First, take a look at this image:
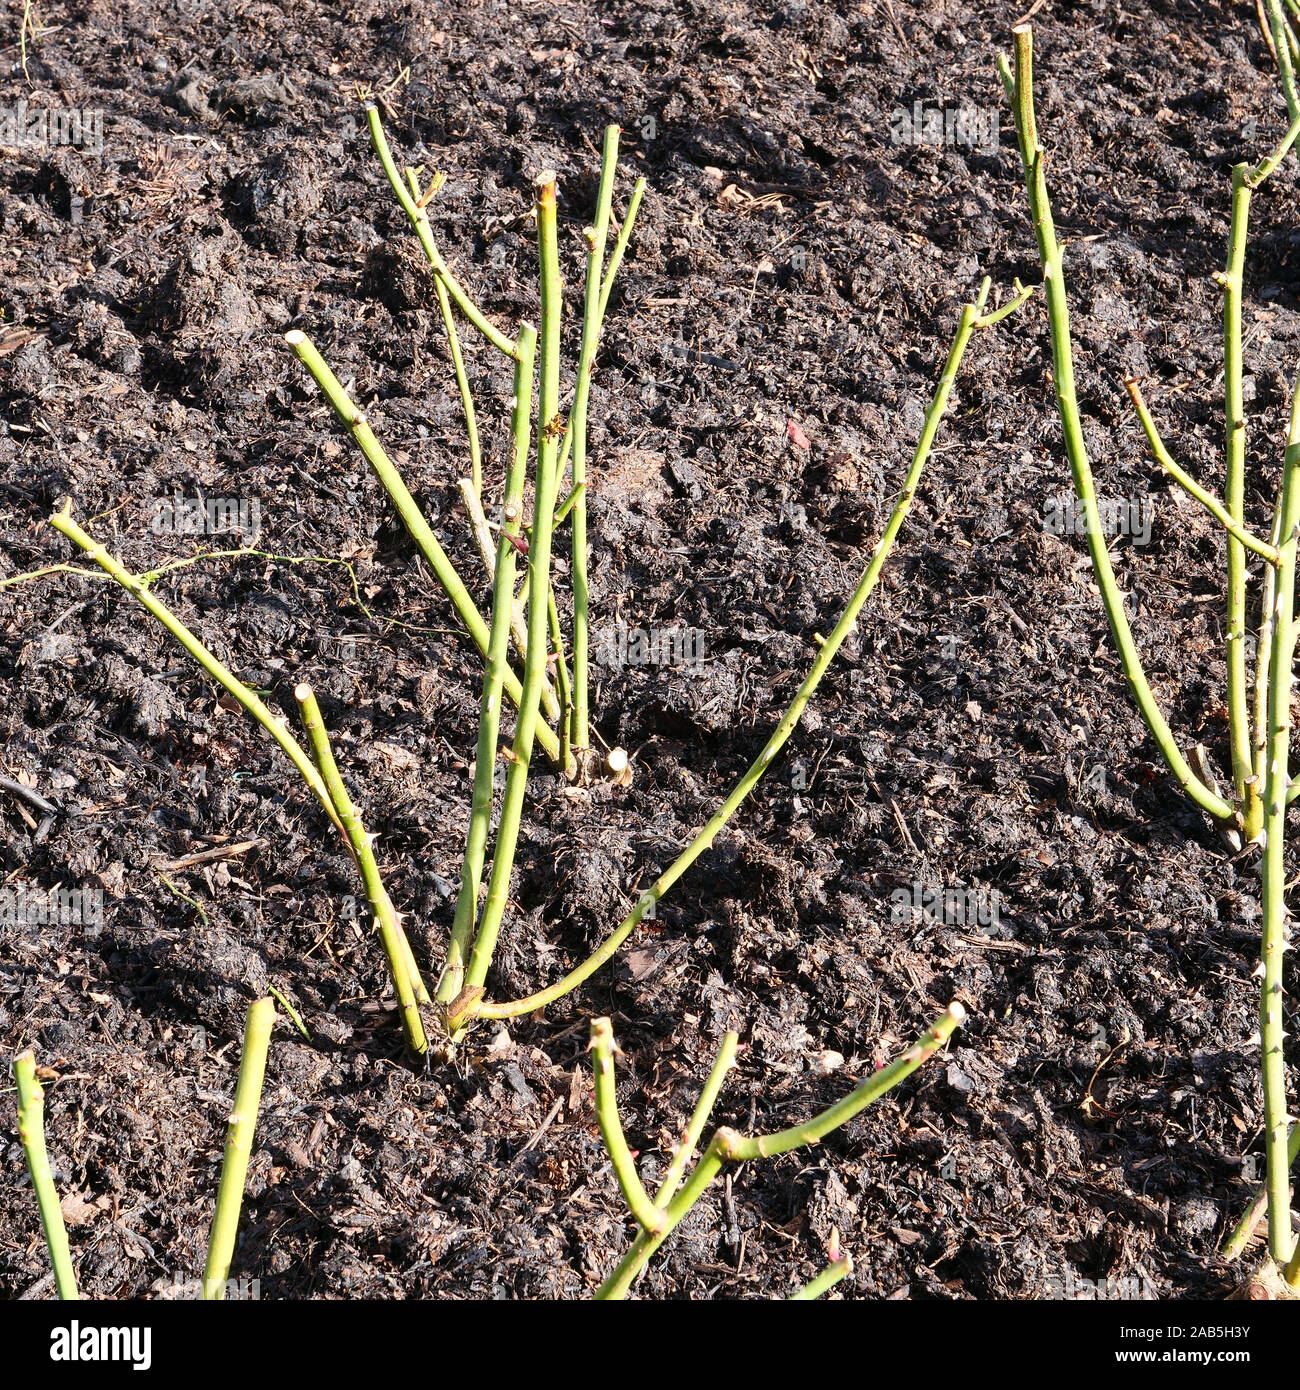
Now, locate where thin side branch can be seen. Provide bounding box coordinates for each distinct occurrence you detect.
[1124,379,1280,564]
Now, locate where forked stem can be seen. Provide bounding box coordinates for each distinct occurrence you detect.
[451,278,1032,1028]
[365,105,517,359]
[590,1018,668,1235]
[595,1003,965,1300]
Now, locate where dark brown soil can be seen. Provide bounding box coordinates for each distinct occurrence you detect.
[1,0,1297,1300]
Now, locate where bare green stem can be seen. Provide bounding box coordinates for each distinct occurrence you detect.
[462,173,565,997]
[1215,101,1300,827]
[1222,164,1259,834]
[13,1051,78,1299]
[457,476,560,723]
[547,582,573,774]
[295,685,429,1053]
[1267,0,1300,121]
[438,324,538,1006]
[554,482,585,527]
[1262,373,1300,1264]
[590,1018,668,1234]
[569,125,621,754]
[998,25,1233,824]
[284,329,564,767]
[653,1031,739,1205]
[365,105,517,359]
[598,178,646,321]
[203,996,275,1300]
[435,274,484,495]
[48,503,345,839]
[789,1254,853,1300]
[1124,379,1279,564]
[1257,497,1286,799]
[1223,1123,1300,1261]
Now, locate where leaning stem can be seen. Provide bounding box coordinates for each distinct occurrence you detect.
[789,1254,853,1300]
[731,1003,966,1159]
[595,1003,964,1300]
[13,1051,78,1300]
[203,996,275,1300]
[598,178,647,321]
[284,329,564,767]
[433,273,483,497]
[1223,1122,1300,1261]
[295,686,428,1053]
[48,503,346,839]
[1263,376,1300,1266]
[653,1030,740,1205]
[462,173,564,996]
[365,104,517,359]
[463,280,1027,1026]
[1124,379,1279,565]
[438,324,538,1005]
[999,25,1233,824]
